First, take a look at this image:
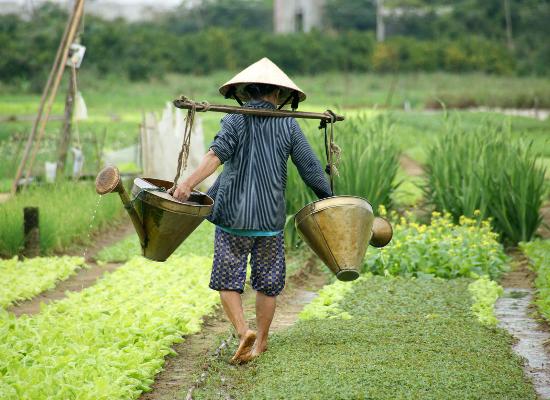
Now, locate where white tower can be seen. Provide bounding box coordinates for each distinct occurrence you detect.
[274,0,325,33]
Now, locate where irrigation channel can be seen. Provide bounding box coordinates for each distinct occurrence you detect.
[496,252,550,400]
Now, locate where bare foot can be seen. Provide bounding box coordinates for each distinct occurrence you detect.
[236,344,268,364]
[230,330,256,364]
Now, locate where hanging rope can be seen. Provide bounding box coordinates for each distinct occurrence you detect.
[321,110,341,194]
[171,96,211,189]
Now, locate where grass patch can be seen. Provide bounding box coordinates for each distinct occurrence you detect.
[0,182,123,257]
[393,167,425,207]
[194,277,535,400]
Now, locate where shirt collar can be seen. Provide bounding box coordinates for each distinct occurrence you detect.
[245,99,276,110]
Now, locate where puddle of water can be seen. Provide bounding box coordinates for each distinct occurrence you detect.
[495,288,550,399]
[82,196,103,259]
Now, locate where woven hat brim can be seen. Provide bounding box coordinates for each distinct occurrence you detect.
[219,57,306,103]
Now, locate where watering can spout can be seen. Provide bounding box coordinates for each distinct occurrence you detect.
[95,166,147,248]
[95,166,214,261]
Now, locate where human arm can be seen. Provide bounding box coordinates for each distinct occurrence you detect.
[172,115,239,201]
[290,120,332,199]
[172,149,221,201]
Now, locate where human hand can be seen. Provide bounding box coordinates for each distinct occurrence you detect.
[171,183,192,202]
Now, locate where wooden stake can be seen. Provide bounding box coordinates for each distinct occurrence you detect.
[23,207,40,258]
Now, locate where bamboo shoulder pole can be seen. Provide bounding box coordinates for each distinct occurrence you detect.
[173,97,344,122]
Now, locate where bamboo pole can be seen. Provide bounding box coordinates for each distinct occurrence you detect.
[22,0,85,186]
[11,1,75,194]
[173,98,344,122]
[56,68,77,178]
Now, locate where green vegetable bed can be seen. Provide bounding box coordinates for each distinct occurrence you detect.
[0,255,218,399]
[194,277,535,400]
[0,256,85,308]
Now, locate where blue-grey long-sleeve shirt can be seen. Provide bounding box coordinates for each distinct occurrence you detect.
[206,99,332,231]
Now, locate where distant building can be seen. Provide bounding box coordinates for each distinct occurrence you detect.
[274,0,324,33]
[0,0,182,21]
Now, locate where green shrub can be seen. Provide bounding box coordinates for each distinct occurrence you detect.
[363,210,508,280]
[424,118,547,244]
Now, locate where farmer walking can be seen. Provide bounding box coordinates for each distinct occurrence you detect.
[172,58,332,363]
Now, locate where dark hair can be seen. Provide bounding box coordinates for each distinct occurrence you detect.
[244,83,278,100]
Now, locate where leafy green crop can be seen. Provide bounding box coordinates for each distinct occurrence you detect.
[299,278,364,321]
[95,222,215,263]
[0,255,218,399]
[468,276,504,326]
[364,210,508,279]
[520,239,550,322]
[0,256,85,308]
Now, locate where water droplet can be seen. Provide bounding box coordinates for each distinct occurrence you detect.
[83,195,103,259]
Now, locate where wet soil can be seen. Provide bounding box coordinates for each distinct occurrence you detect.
[500,250,535,289]
[496,251,550,399]
[139,257,327,400]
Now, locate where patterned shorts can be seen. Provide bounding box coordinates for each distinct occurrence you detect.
[209,227,286,297]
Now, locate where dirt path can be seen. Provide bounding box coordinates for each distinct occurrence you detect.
[9,222,134,317]
[139,257,327,400]
[399,154,424,177]
[496,250,550,399]
[63,221,135,262]
[0,193,11,204]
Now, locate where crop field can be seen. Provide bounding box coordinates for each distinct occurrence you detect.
[1,71,549,399]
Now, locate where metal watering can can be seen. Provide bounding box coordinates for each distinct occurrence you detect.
[95,166,213,261]
[295,196,392,281]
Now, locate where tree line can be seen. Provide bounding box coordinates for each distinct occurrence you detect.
[0,0,548,87]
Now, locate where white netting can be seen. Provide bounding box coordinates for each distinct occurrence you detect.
[103,145,141,173]
[141,103,216,190]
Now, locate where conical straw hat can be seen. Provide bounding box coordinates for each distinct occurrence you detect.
[219,57,306,104]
